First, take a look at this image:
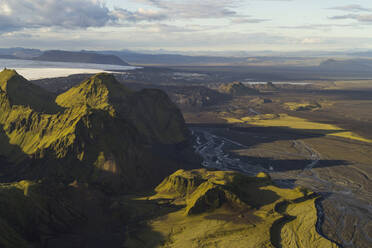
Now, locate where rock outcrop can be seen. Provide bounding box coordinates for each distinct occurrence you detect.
[218,81,259,96]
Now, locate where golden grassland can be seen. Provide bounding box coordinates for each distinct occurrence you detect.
[222,114,372,143]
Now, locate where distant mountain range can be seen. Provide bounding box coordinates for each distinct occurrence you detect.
[33,50,130,66]
[0,48,130,66]
[319,58,372,72]
[2,47,372,69]
[0,47,42,59]
[98,50,250,65]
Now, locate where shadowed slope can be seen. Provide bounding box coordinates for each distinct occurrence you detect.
[0,70,195,192]
[0,69,60,113]
[56,73,188,144]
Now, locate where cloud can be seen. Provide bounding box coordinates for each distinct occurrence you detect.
[329,4,371,12]
[0,0,115,33]
[0,0,248,34]
[132,0,241,19]
[231,17,270,24]
[329,14,372,23]
[279,23,356,30]
[301,38,322,44]
[111,8,168,22]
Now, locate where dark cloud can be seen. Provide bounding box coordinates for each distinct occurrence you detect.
[0,0,115,32]
[0,0,248,34]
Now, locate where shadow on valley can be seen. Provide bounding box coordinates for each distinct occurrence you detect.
[189,123,351,173]
[189,123,355,147]
[40,192,183,248]
[300,88,372,101]
[120,194,185,248]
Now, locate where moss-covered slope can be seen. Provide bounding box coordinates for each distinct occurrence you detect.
[56,73,188,144]
[124,169,339,248]
[0,180,83,248]
[0,69,193,191]
[0,69,60,113]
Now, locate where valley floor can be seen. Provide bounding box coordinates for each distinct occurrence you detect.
[182,81,372,248]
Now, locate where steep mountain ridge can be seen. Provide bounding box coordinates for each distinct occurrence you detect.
[0,69,194,192]
[0,69,60,113]
[56,73,188,144]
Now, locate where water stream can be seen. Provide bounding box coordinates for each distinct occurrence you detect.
[190,127,372,247]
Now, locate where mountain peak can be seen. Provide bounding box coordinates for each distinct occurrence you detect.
[0,71,194,192]
[0,69,20,92]
[0,69,60,113]
[56,73,130,114]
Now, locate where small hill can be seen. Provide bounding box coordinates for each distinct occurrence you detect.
[34,50,130,66]
[162,85,230,109]
[218,82,259,96]
[0,69,195,192]
[123,169,339,248]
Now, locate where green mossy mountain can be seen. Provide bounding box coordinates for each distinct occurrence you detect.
[0,69,337,248]
[154,169,273,215]
[56,73,188,144]
[137,169,339,248]
[0,69,193,192]
[0,69,60,113]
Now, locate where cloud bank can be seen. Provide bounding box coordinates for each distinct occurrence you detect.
[0,0,116,32]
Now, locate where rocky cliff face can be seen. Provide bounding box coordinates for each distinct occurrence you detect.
[0,69,195,192]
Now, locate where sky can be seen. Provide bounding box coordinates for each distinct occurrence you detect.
[0,0,372,52]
